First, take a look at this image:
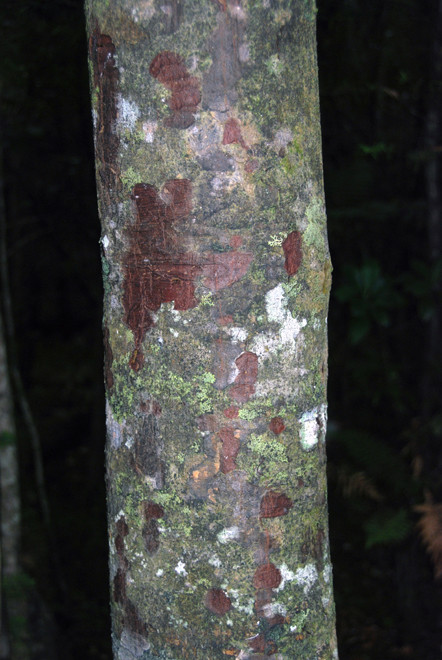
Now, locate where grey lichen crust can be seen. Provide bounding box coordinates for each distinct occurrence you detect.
[86,0,337,658]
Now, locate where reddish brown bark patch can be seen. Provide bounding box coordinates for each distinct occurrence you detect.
[116,516,129,538]
[205,588,231,615]
[219,426,240,473]
[124,599,148,636]
[142,503,164,554]
[123,180,252,367]
[260,491,293,519]
[282,231,302,276]
[268,416,285,435]
[203,251,253,291]
[244,158,259,173]
[229,234,243,248]
[266,614,286,628]
[248,634,266,653]
[113,567,126,603]
[230,351,258,403]
[217,315,233,326]
[149,51,200,128]
[143,501,164,520]
[248,634,277,655]
[143,519,161,554]
[123,179,199,363]
[222,118,248,149]
[223,405,240,419]
[253,563,282,590]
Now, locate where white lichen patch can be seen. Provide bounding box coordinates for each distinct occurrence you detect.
[229,3,247,20]
[174,560,187,576]
[271,127,293,152]
[169,328,179,337]
[275,563,296,591]
[228,589,255,615]
[217,526,240,544]
[299,404,327,450]
[208,554,221,568]
[323,562,332,584]
[156,568,164,577]
[262,601,287,618]
[294,563,318,595]
[142,120,157,143]
[226,326,248,343]
[250,331,280,359]
[257,284,307,353]
[117,95,140,133]
[129,0,155,22]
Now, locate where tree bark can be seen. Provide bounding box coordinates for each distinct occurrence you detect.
[85,1,337,657]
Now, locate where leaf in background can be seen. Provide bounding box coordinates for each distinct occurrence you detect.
[335,260,404,343]
[364,508,411,549]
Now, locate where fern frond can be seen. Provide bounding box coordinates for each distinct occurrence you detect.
[415,499,442,579]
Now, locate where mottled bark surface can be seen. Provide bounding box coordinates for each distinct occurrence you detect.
[86,1,337,657]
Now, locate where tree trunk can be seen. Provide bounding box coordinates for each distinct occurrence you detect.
[85,1,337,657]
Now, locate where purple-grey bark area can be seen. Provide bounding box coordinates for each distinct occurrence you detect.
[86,0,337,658]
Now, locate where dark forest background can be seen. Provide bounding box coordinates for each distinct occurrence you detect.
[1,0,442,658]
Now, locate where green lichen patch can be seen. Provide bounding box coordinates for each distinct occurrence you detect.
[237,432,291,487]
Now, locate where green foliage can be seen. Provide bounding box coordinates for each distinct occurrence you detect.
[401,258,442,322]
[334,260,403,343]
[359,142,394,159]
[364,508,411,549]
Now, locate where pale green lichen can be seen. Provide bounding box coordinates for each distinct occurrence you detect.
[109,353,219,422]
[266,54,284,77]
[282,278,302,298]
[268,231,287,247]
[197,292,215,307]
[238,432,290,485]
[120,165,140,190]
[304,197,327,253]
